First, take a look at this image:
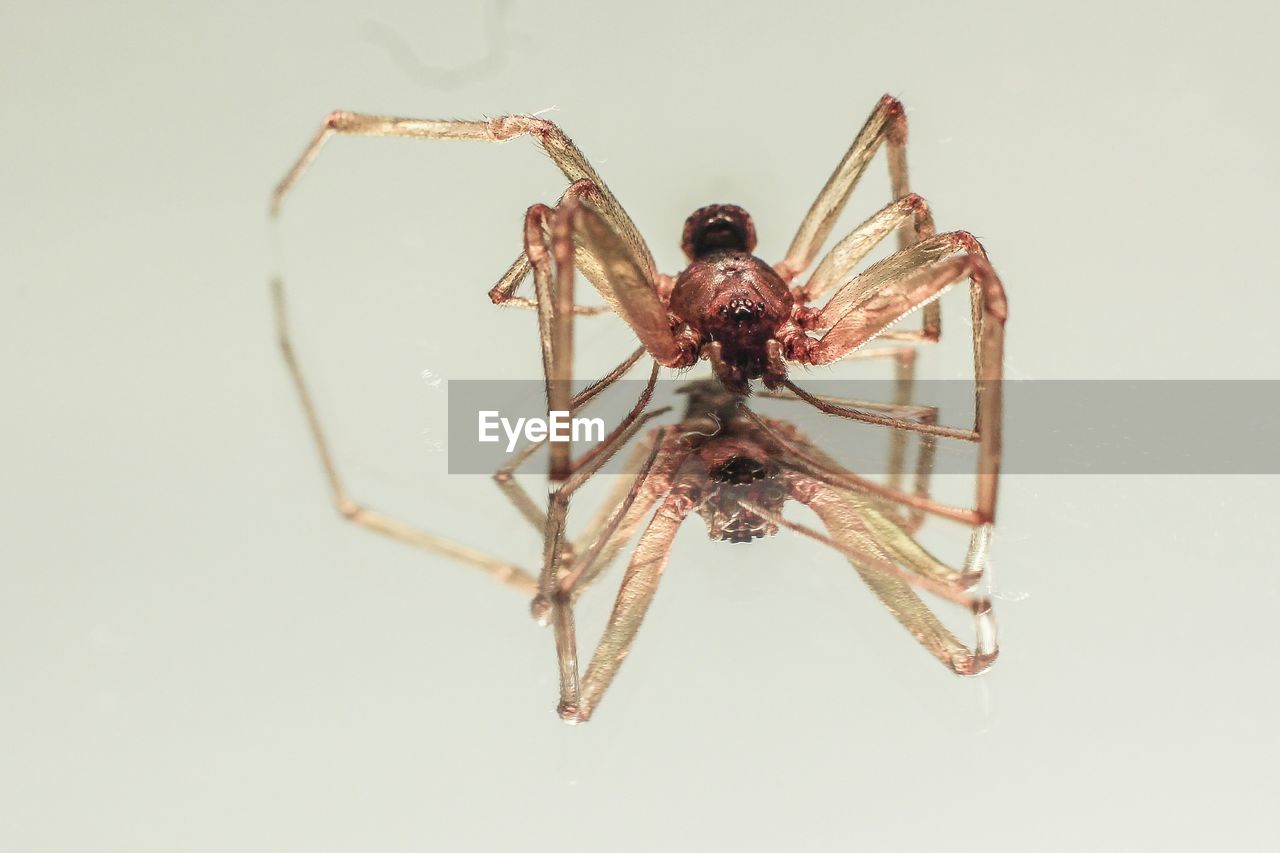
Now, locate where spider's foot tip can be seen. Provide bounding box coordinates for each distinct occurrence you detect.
[530,595,553,625]
[557,702,587,724]
[955,650,1000,676]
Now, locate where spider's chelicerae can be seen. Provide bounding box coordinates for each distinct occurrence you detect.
[271,95,1008,722]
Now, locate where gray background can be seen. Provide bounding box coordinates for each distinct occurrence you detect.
[3,1,1278,850]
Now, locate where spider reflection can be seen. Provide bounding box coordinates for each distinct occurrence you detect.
[536,379,997,724]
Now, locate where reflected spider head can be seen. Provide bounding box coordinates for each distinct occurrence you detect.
[681,204,757,261]
[694,445,786,543]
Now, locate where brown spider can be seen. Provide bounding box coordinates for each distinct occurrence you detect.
[270,97,1009,722]
[271,95,1007,496]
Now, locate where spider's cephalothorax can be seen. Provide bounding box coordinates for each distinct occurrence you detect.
[669,205,802,393]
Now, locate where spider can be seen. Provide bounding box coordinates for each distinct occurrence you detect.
[269,96,1009,722]
[270,94,1007,498]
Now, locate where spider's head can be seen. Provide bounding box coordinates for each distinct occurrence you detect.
[694,445,786,543]
[681,204,757,261]
[670,205,794,385]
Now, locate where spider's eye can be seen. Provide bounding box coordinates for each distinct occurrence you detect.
[755,302,765,316]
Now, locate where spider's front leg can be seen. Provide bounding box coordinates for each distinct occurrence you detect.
[755,345,940,532]
[779,97,948,342]
[521,191,694,482]
[800,232,1008,522]
[271,111,657,319]
[271,112,650,265]
[776,94,911,285]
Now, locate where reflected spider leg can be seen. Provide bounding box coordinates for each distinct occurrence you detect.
[272,270,655,597]
[532,364,669,622]
[782,475,998,675]
[491,345,647,533]
[741,404,983,529]
[755,345,938,531]
[270,276,537,593]
[563,464,700,723]
[775,453,987,590]
[550,428,685,714]
[559,428,686,599]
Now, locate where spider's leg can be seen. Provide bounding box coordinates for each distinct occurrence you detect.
[795,232,1007,522]
[523,189,689,480]
[754,346,935,529]
[532,368,668,621]
[788,473,980,589]
[784,475,997,675]
[795,194,942,343]
[271,112,655,276]
[742,404,974,527]
[559,430,663,580]
[797,193,934,304]
[489,180,620,315]
[492,346,648,534]
[565,483,695,723]
[776,94,910,285]
[565,428,691,600]
[553,196,696,370]
[270,277,537,594]
[568,361,662,477]
[523,203,576,481]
